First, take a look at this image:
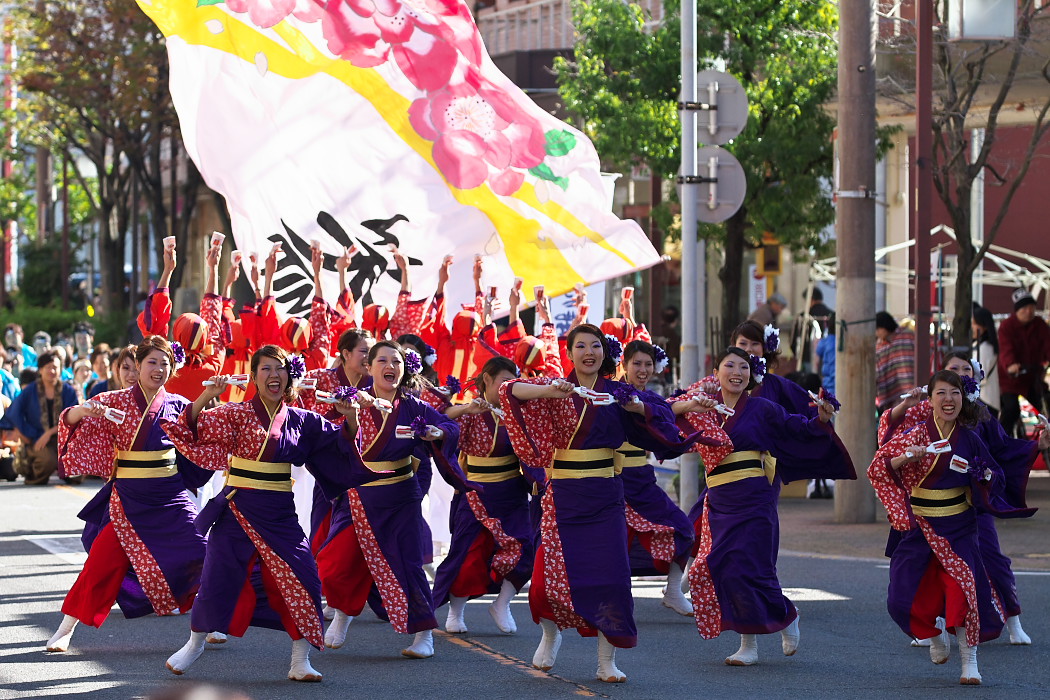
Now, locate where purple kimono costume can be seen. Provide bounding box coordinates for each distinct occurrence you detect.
[686,392,856,639]
[162,397,366,648]
[432,411,534,606]
[314,392,468,635]
[57,385,211,625]
[869,418,1025,646]
[617,388,695,574]
[499,372,702,649]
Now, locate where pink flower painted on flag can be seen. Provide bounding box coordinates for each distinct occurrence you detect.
[409,76,547,194]
[225,0,322,29]
[317,0,481,89]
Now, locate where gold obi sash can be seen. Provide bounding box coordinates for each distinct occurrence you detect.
[705,450,775,488]
[550,448,616,479]
[614,442,648,469]
[359,456,417,487]
[226,456,293,492]
[466,454,521,483]
[114,449,178,479]
[910,486,971,517]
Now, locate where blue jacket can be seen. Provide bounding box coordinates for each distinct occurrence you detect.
[0,368,19,430]
[9,381,78,441]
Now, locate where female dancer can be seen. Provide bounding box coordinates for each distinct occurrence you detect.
[880,351,1046,645]
[433,356,533,635]
[617,340,696,615]
[499,324,704,683]
[161,345,367,681]
[47,336,212,652]
[870,370,1025,685]
[315,340,469,659]
[679,347,853,666]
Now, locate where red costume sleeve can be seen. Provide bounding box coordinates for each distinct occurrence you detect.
[867,423,935,531]
[390,291,429,340]
[539,323,563,378]
[306,296,333,370]
[138,287,172,338]
[256,296,281,347]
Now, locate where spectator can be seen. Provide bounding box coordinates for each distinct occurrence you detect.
[997,288,1050,438]
[4,323,36,370]
[808,288,834,326]
[793,289,834,373]
[72,358,93,403]
[748,292,787,329]
[874,311,915,414]
[72,322,94,361]
[84,344,112,396]
[8,350,79,485]
[49,344,76,382]
[815,312,837,394]
[971,303,1000,418]
[0,360,18,482]
[31,331,51,358]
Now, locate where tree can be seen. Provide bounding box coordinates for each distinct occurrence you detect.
[9,0,210,311]
[880,1,1050,345]
[554,0,840,335]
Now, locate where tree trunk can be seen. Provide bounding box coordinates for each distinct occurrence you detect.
[719,207,748,346]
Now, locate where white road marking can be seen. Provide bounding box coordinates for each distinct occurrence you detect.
[22,536,87,566]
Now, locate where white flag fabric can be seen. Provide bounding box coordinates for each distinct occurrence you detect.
[138,0,661,316]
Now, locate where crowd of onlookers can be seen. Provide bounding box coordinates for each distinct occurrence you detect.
[0,322,139,485]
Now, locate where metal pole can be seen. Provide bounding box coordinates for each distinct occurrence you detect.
[833,0,878,523]
[679,0,700,509]
[914,0,933,380]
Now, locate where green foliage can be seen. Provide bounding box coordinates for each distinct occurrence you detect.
[19,240,67,307]
[554,0,841,253]
[0,298,87,340]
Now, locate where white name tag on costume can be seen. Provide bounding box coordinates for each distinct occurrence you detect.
[949,455,969,473]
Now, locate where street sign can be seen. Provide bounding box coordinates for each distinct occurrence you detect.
[693,70,749,146]
[694,146,746,224]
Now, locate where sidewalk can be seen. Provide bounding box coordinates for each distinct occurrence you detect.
[778,472,1050,570]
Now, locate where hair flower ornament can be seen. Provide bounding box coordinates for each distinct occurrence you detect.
[748,354,767,385]
[653,345,669,374]
[763,324,780,354]
[404,348,423,376]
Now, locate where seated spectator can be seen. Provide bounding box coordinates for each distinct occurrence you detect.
[8,351,79,485]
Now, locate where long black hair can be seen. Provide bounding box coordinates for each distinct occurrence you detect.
[367,340,429,394]
[472,356,518,398]
[730,320,779,368]
[971,304,999,354]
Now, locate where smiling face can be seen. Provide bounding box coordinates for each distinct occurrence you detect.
[570,332,604,378]
[624,351,654,390]
[369,346,404,394]
[734,335,763,357]
[944,356,974,378]
[483,369,517,404]
[930,379,962,425]
[137,349,172,393]
[92,354,109,378]
[341,337,375,380]
[38,358,61,386]
[253,355,289,404]
[117,357,139,389]
[717,353,751,397]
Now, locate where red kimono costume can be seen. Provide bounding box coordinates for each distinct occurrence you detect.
[57,385,211,627]
[389,290,429,341]
[475,318,527,368]
[138,286,172,338]
[221,301,258,404]
[166,293,226,402]
[430,293,483,394]
[327,289,358,359]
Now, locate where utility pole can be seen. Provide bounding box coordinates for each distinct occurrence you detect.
[833,0,877,523]
[914,0,933,380]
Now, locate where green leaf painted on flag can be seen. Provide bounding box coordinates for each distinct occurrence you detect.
[544,129,576,157]
[197,0,225,6]
[528,163,569,190]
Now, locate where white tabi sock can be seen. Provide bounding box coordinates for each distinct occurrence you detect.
[445,595,468,634]
[288,638,322,681]
[929,618,950,665]
[205,632,227,644]
[1007,615,1031,645]
[322,605,336,621]
[661,563,694,616]
[781,613,800,656]
[401,629,434,658]
[489,579,517,634]
[680,557,693,594]
[166,631,207,675]
[46,614,78,652]
[596,632,627,683]
[725,634,758,666]
[957,628,981,685]
[531,618,562,671]
[324,610,353,649]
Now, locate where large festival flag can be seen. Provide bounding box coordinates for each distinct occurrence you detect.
[137,0,660,316]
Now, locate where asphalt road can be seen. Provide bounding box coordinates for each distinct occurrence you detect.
[2,480,1049,699]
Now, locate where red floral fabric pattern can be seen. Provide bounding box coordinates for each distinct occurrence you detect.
[390,291,429,341]
[916,515,991,647]
[346,488,410,633]
[689,501,721,639]
[625,503,675,566]
[163,402,268,471]
[59,389,145,477]
[877,400,933,445]
[538,324,563,378]
[230,502,324,648]
[497,377,579,470]
[465,491,521,581]
[538,486,590,631]
[298,367,356,424]
[668,392,735,466]
[456,413,493,457]
[109,490,181,615]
